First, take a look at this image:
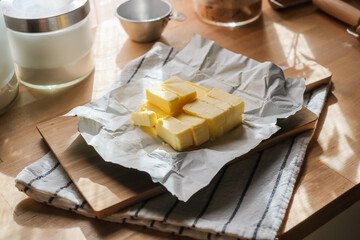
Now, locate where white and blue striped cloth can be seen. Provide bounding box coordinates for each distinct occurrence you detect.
[15,42,329,240]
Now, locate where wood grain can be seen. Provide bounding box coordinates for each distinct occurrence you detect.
[37,116,164,219]
[35,61,329,219]
[36,105,316,218]
[283,61,332,92]
[313,0,360,26]
[1,0,360,239]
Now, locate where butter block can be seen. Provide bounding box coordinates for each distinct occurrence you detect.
[161,77,197,105]
[183,100,226,140]
[198,95,235,132]
[156,117,193,151]
[176,113,210,146]
[137,81,245,151]
[198,95,231,112]
[208,88,245,112]
[131,111,157,127]
[185,81,209,98]
[146,86,180,114]
[208,88,245,129]
[141,101,168,119]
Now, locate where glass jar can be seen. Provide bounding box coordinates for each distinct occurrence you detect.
[193,0,262,27]
[0,6,18,114]
[1,0,94,89]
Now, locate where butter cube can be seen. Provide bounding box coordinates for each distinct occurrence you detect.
[185,81,209,98]
[176,113,210,146]
[183,100,226,140]
[131,111,157,127]
[156,117,193,151]
[208,88,244,129]
[161,77,197,105]
[146,86,180,114]
[198,95,231,112]
[198,95,235,132]
[141,101,168,119]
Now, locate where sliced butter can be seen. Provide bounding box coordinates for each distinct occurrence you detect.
[207,88,244,129]
[183,100,226,140]
[161,77,197,105]
[199,95,231,112]
[198,95,234,132]
[146,86,180,114]
[131,111,157,127]
[176,113,209,146]
[156,117,193,151]
[141,101,168,119]
[185,81,209,98]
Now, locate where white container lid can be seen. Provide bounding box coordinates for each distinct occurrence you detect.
[1,0,90,33]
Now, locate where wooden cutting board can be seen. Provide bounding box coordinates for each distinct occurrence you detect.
[37,63,331,219]
[37,116,165,219]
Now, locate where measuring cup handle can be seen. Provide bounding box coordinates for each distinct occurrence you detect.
[347,22,360,39]
[169,12,186,22]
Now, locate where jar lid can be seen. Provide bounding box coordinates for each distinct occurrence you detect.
[1,0,90,33]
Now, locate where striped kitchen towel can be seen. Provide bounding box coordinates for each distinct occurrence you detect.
[15,42,330,240]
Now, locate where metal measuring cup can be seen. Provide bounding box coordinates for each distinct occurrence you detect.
[115,0,186,43]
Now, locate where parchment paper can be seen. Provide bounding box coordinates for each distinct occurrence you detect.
[71,35,305,201]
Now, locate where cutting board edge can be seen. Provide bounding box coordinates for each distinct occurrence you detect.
[227,116,318,166]
[93,185,165,219]
[35,62,331,218]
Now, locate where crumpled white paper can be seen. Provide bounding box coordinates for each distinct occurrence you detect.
[69,35,305,201]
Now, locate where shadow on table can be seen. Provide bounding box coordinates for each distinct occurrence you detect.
[278,87,360,239]
[13,198,188,240]
[116,37,170,70]
[0,71,96,179]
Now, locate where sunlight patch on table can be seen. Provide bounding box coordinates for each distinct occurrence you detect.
[272,23,315,67]
[319,103,357,180]
[92,18,126,101]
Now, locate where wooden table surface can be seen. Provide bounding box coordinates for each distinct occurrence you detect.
[1,0,359,239]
